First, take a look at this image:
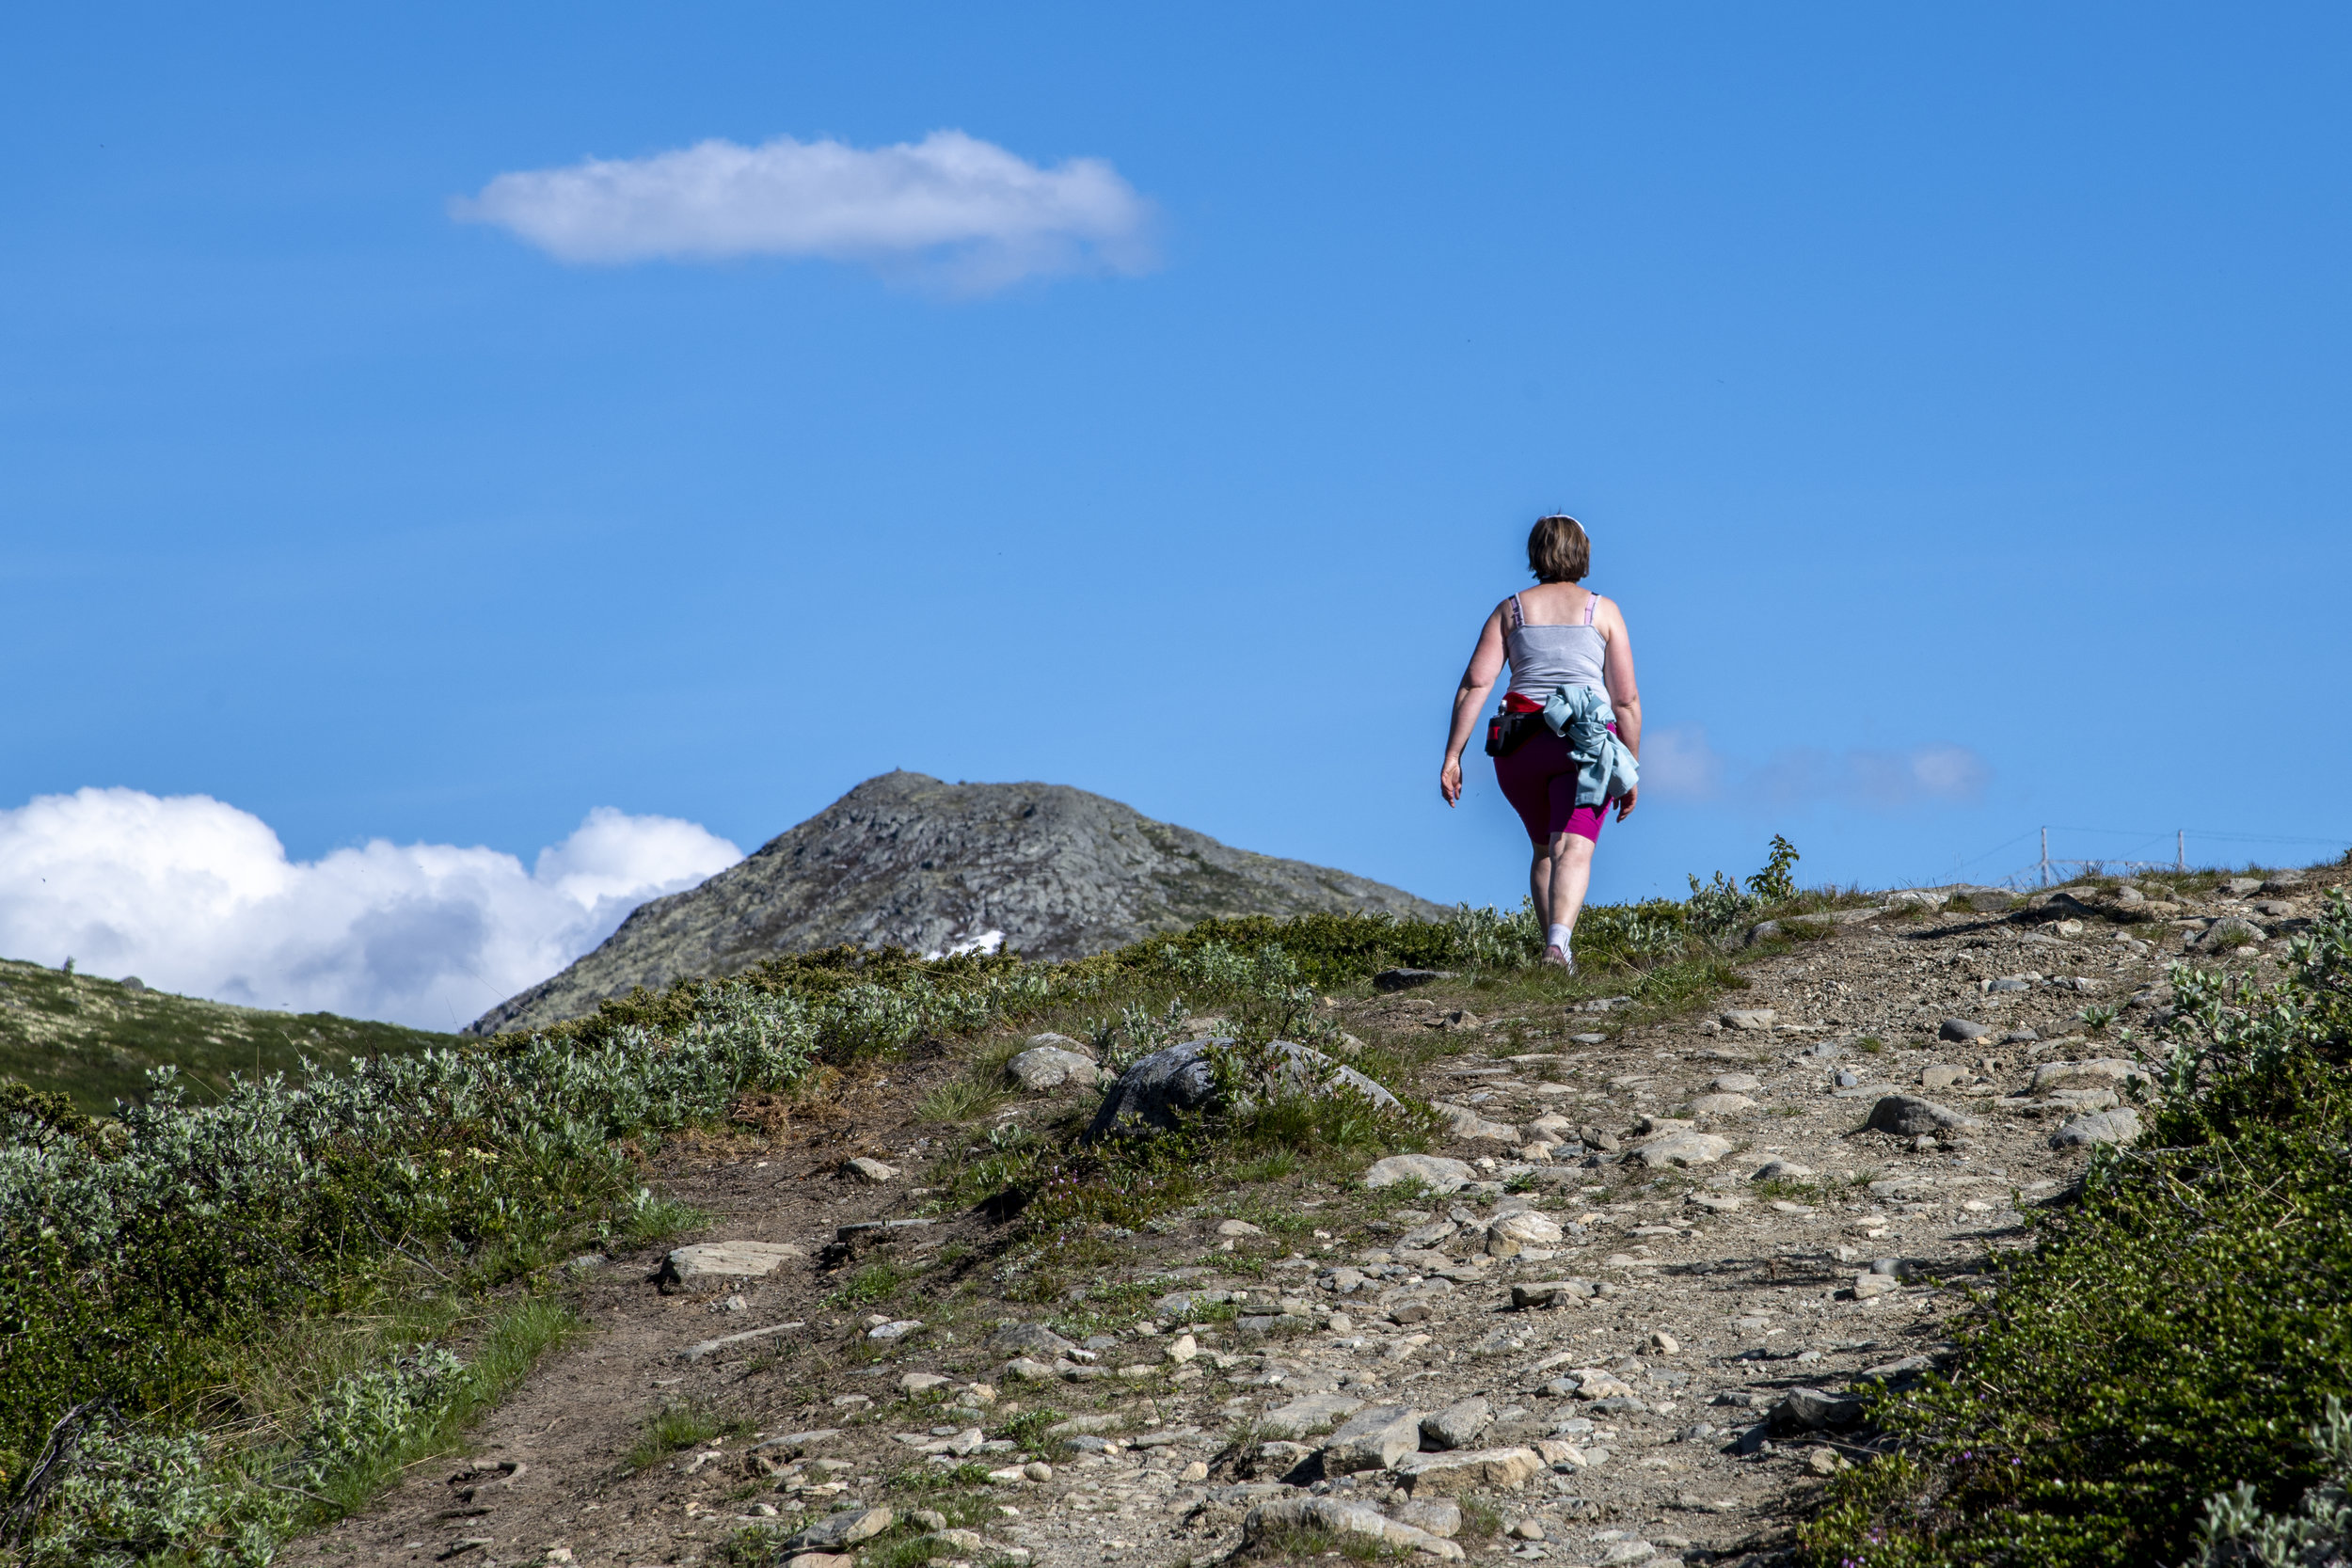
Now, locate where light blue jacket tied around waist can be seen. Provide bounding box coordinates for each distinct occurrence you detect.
[1539,684,1641,809]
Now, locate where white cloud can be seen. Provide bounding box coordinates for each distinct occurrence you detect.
[453,130,1156,291]
[0,789,740,1032]
[1641,726,1991,810]
[1636,725,1728,801]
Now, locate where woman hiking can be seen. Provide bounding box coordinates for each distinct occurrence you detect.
[1439,514,1642,971]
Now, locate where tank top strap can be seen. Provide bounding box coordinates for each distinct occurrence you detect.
[1510,594,1526,629]
[1582,589,1598,626]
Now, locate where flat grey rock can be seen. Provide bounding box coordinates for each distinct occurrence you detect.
[2051,1108,2142,1148]
[1363,1154,1478,1193]
[1511,1279,1597,1308]
[1433,1103,1522,1143]
[660,1241,804,1292]
[1244,1497,1465,1560]
[1708,1073,1763,1093]
[1084,1037,1399,1141]
[1258,1392,1363,1438]
[991,1323,1078,1356]
[1938,1019,1992,1042]
[1392,1499,1462,1538]
[785,1506,894,1550]
[677,1319,804,1362]
[1632,1130,1733,1168]
[1375,968,1456,991]
[1720,1008,1778,1030]
[2029,1058,2150,1093]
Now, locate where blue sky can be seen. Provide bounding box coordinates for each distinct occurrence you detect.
[5,5,2350,1021]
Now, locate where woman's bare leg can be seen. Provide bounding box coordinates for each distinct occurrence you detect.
[1529,844,1552,920]
[1548,832,1597,935]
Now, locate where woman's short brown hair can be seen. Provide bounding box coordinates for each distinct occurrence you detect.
[1527,514,1590,583]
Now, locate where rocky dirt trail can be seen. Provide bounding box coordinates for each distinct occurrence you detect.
[285,869,2334,1568]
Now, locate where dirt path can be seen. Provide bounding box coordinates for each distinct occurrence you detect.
[284,883,2313,1568]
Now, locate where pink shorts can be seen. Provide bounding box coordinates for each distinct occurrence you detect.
[1493,721,1617,846]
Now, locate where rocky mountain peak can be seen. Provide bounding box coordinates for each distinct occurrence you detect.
[467,770,1442,1037]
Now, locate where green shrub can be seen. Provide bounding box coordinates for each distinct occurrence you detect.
[1802,890,2352,1568]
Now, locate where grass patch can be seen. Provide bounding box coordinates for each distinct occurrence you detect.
[991,1407,1064,1449]
[828,1261,911,1309]
[886,1461,997,1494]
[1751,1179,1819,1201]
[0,957,461,1116]
[915,1070,1013,1124]
[1246,1524,1406,1561]
[626,1399,754,1473]
[1456,1498,1503,1541]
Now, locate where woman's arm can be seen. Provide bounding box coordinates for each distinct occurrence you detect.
[1599,598,1641,818]
[1440,604,1510,806]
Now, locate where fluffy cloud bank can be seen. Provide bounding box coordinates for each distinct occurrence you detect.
[453,130,1155,291]
[0,789,740,1031]
[1641,726,1992,810]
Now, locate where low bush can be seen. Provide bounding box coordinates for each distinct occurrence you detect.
[1801,890,2352,1568]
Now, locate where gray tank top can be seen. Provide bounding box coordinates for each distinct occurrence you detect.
[1504,590,1607,697]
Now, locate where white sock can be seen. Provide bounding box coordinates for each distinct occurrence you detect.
[1547,924,1573,953]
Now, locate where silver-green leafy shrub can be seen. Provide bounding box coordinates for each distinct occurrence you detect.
[22,1348,464,1568]
[2193,1397,2352,1567]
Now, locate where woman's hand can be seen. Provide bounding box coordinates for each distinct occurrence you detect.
[1440,755,1465,807]
[1615,784,1638,821]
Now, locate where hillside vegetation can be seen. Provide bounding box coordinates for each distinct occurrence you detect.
[0,864,1761,1565]
[5,847,2348,1568]
[0,958,462,1116]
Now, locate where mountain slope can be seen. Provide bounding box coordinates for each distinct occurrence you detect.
[467,770,1446,1037]
[0,958,465,1116]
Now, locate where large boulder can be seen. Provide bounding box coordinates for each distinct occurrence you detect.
[1394,1446,1547,1495]
[1865,1096,1979,1136]
[1008,1047,1104,1092]
[1421,1398,1492,1451]
[1085,1038,1400,1142]
[1321,1405,1426,1472]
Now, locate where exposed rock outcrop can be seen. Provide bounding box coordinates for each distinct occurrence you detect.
[469,771,1442,1037]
